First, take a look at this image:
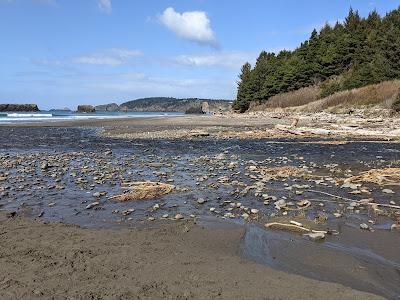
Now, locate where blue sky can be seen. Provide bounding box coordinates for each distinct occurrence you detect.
[0,0,398,109]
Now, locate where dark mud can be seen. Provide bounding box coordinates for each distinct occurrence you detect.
[1,126,399,299]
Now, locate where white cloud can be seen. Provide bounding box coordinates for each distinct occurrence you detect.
[173,51,257,69]
[98,0,111,13]
[73,48,142,66]
[158,7,217,47]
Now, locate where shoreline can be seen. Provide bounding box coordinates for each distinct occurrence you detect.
[0,211,383,299]
[1,111,399,140]
[0,114,399,299]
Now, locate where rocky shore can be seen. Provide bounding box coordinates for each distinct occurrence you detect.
[0,113,399,299]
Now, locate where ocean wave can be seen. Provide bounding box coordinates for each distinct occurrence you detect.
[5,113,53,118]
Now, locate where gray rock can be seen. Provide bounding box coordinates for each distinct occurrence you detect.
[306,232,325,241]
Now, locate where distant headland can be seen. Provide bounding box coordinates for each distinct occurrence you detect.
[0,104,39,112]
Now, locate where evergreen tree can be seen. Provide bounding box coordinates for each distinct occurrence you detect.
[232,7,400,112]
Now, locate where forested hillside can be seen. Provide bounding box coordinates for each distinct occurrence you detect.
[121,97,232,112]
[233,7,400,112]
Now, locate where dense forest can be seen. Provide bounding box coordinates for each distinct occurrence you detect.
[233,7,400,112]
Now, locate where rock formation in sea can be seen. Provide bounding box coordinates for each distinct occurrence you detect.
[94,103,120,112]
[77,105,95,113]
[0,104,40,112]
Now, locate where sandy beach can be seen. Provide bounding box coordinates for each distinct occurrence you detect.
[0,113,399,299]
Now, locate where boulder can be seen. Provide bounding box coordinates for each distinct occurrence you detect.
[77,105,95,113]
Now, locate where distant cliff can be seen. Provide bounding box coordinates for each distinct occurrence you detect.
[120,97,232,112]
[0,104,39,112]
[95,103,120,112]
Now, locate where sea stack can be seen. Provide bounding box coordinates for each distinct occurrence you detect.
[77,105,95,113]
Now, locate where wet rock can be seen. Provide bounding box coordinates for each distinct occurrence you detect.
[341,182,361,190]
[174,213,184,220]
[215,153,226,160]
[196,198,207,204]
[6,211,17,218]
[40,162,50,170]
[224,212,235,218]
[274,199,287,210]
[382,189,395,194]
[122,208,135,216]
[391,224,399,230]
[306,232,325,241]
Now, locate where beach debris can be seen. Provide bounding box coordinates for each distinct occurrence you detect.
[290,220,303,227]
[111,182,174,201]
[360,223,369,230]
[85,202,99,209]
[344,168,400,186]
[265,222,311,234]
[258,166,303,181]
[188,130,209,137]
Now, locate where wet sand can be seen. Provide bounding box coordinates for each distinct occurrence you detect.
[0,114,399,299]
[0,212,381,300]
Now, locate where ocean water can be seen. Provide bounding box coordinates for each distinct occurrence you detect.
[0,111,184,124]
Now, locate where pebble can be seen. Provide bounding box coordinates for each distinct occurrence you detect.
[197,198,206,204]
[250,208,259,214]
[174,213,184,220]
[382,189,395,194]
